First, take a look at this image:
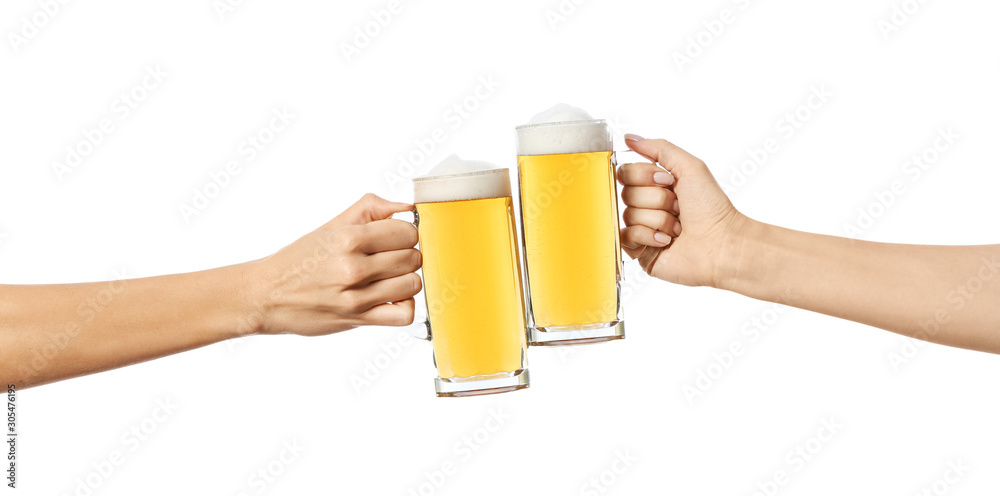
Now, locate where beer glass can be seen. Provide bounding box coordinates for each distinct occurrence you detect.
[515,119,629,345]
[412,166,530,396]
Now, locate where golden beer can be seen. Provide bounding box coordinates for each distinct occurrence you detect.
[413,162,529,396]
[518,151,622,327]
[516,116,625,345]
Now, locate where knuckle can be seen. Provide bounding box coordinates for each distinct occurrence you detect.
[407,273,423,295]
[340,290,362,311]
[339,261,364,284]
[622,207,638,224]
[337,227,364,252]
[397,303,416,325]
[657,189,673,208]
[408,249,423,270]
[402,221,419,246]
[656,212,673,231]
[621,187,637,204]
[628,164,649,183]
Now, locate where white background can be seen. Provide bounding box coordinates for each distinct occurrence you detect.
[3,0,1000,495]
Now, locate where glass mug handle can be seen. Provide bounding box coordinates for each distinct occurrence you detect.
[392,208,431,341]
[611,149,654,168]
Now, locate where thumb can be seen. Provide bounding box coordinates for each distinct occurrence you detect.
[334,193,413,227]
[624,135,698,180]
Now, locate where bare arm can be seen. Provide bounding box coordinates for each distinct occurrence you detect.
[728,222,1000,353]
[617,135,1000,354]
[0,194,422,388]
[0,265,249,388]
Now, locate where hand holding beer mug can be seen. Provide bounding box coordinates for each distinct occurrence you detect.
[516,104,638,345]
[412,156,530,396]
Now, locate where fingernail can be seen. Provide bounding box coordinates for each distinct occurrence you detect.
[673,199,679,213]
[653,172,674,186]
[654,232,672,245]
[673,222,682,236]
[624,133,645,142]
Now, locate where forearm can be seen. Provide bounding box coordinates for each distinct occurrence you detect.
[723,220,1000,353]
[0,264,251,388]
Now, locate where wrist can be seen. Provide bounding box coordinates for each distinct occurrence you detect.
[235,259,272,337]
[711,214,770,294]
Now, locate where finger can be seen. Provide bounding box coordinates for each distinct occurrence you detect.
[356,219,419,253]
[624,135,698,179]
[360,298,417,327]
[617,162,673,187]
[623,207,681,237]
[621,186,677,211]
[336,193,413,227]
[620,225,671,251]
[351,272,422,310]
[354,248,422,285]
[621,236,645,260]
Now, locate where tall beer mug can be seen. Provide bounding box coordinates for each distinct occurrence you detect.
[515,105,629,345]
[411,156,529,397]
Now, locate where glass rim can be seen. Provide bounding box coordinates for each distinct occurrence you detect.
[514,118,607,131]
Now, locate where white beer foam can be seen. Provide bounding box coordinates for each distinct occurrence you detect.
[516,103,612,156]
[413,154,511,203]
[528,103,594,124]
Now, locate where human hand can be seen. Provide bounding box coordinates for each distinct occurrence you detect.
[618,135,751,288]
[242,193,422,336]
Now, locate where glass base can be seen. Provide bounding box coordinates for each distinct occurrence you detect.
[529,320,625,346]
[435,369,530,397]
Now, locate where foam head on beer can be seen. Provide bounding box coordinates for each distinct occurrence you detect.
[412,154,511,203]
[516,103,612,156]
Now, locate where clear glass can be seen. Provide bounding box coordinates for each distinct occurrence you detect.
[413,178,530,396]
[515,120,626,346]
